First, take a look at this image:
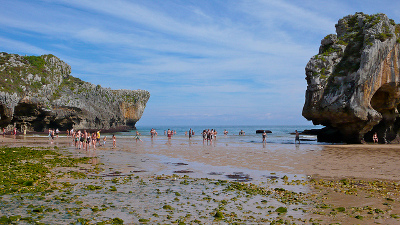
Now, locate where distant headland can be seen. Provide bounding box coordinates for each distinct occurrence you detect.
[0,52,150,132]
[303,13,400,144]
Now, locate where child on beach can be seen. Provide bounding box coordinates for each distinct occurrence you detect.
[103,136,106,146]
[112,135,116,147]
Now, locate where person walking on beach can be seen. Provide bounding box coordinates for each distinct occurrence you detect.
[91,132,97,150]
[97,130,101,146]
[112,134,116,147]
[135,131,143,143]
[262,131,267,143]
[79,132,84,149]
[295,130,300,144]
[189,128,192,139]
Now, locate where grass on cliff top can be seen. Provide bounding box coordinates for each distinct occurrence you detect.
[0,146,90,195]
[0,54,57,94]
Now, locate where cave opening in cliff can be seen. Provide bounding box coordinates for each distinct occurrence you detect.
[367,83,400,143]
[0,105,11,127]
[13,103,50,132]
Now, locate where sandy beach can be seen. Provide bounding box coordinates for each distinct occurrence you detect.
[1,134,400,224]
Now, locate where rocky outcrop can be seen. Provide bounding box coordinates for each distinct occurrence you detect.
[303,13,400,143]
[0,52,150,132]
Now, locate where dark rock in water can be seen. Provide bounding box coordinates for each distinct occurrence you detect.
[299,138,316,142]
[300,129,321,135]
[173,170,193,173]
[303,13,400,143]
[226,172,253,182]
[256,130,272,133]
[0,52,150,132]
[264,175,279,179]
[173,163,189,166]
[208,172,224,175]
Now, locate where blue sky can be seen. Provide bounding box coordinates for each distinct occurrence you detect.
[1,0,400,126]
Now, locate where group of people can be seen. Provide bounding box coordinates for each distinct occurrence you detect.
[70,129,101,150]
[186,129,195,139]
[2,127,19,137]
[150,128,158,138]
[68,129,115,149]
[166,129,176,139]
[48,128,60,143]
[202,129,218,144]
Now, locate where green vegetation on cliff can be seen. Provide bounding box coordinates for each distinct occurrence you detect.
[312,13,400,81]
[0,52,150,132]
[0,53,66,95]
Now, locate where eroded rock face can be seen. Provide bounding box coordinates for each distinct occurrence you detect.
[0,52,150,132]
[303,13,400,143]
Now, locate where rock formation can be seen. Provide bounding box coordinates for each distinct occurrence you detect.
[0,52,150,132]
[303,13,400,143]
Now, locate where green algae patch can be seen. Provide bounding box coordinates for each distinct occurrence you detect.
[275,207,288,214]
[0,146,90,195]
[213,211,224,220]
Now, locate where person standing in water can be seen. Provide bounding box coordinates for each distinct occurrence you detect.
[167,129,172,139]
[295,130,300,144]
[262,131,267,143]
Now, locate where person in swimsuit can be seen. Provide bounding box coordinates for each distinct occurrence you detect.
[295,130,300,144]
[262,131,267,143]
[85,131,90,151]
[167,129,172,139]
[92,132,97,150]
[373,132,378,143]
[79,132,84,149]
[112,134,116,147]
[189,128,192,139]
[207,129,212,144]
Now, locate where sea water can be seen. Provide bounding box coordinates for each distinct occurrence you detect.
[118,125,325,145]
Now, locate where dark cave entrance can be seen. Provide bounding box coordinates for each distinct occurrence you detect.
[365,83,400,143]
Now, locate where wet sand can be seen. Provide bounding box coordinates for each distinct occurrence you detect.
[1,134,400,224]
[3,135,399,182]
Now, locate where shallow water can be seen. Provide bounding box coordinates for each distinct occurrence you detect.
[121,125,324,145]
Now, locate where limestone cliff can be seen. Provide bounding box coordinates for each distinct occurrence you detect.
[303,13,400,143]
[0,52,150,132]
